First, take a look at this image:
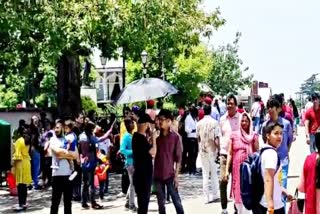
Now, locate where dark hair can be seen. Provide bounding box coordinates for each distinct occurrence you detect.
[189,106,198,118]
[65,120,74,130]
[289,99,299,118]
[227,94,238,106]
[308,97,312,102]
[203,104,211,115]
[273,94,284,105]
[311,93,320,101]
[158,109,174,121]
[238,102,244,109]
[315,132,320,152]
[254,96,260,102]
[157,101,163,109]
[262,121,284,143]
[267,97,281,109]
[124,117,133,132]
[214,99,221,114]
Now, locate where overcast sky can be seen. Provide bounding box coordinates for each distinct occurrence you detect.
[202,0,320,99]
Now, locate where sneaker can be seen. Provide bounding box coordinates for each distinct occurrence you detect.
[221,211,228,214]
[82,203,90,209]
[117,192,125,198]
[125,202,129,210]
[13,205,25,212]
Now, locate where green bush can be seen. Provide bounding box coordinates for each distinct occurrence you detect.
[81,96,98,113]
[163,102,177,111]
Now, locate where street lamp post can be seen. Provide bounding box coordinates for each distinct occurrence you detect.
[100,55,107,69]
[141,50,148,78]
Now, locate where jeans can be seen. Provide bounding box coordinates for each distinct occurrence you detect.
[200,152,219,201]
[73,162,82,200]
[280,158,289,210]
[43,157,52,187]
[104,171,109,194]
[187,138,198,175]
[134,172,152,214]
[99,181,105,200]
[252,117,260,133]
[31,150,40,188]
[17,184,27,206]
[252,203,285,214]
[82,170,96,205]
[219,155,228,210]
[50,176,72,214]
[126,166,136,207]
[310,134,317,153]
[155,177,184,214]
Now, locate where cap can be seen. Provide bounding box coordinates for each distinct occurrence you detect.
[204,97,213,105]
[138,113,154,124]
[147,100,155,107]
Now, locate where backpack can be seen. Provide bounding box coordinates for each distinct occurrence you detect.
[240,147,280,210]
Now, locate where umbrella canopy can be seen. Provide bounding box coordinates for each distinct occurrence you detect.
[115,78,178,104]
[198,83,214,93]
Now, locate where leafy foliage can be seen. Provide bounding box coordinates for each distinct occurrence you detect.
[81,96,98,113]
[208,33,253,95]
[299,74,320,96]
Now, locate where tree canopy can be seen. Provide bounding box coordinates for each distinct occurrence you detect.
[0,0,252,114]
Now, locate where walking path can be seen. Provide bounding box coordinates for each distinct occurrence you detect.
[0,127,309,214]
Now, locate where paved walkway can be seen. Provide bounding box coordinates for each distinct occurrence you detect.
[0,127,309,214]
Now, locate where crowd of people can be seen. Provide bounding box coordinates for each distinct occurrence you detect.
[9,92,320,214]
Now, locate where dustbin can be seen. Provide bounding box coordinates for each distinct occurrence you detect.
[0,120,11,171]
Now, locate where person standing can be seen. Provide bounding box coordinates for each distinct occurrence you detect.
[305,93,320,153]
[154,109,184,214]
[196,104,220,204]
[251,97,261,133]
[219,94,241,214]
[80,121,112,209]
[12,127,32,211]
[30,115,42,190]
[50,120,78,214]
[305,97,313,111]
[253,121,292,214]
[132,114,157,214]
[262,96,293,210]
[120,117,137,211]
[184,106,198,176]
[298,131,320,214]
[225,113,259,214]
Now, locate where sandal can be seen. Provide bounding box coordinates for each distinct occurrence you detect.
[92,203,103,210]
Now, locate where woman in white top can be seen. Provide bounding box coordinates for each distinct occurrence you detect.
[254,121,292,214]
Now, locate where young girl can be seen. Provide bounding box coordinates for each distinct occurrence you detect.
[298,131,320,214]
[253,121,292,214]
[96,151,110,201]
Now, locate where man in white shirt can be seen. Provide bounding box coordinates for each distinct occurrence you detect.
[251,97,262,133]
[197,105,220,204]
[305,97,313,111]
[50,120,78,214]
[184,106,198,176]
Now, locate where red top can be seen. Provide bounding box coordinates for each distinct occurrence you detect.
[237,108,245,114]
[198,108,205,120]
[95,164,108,181]
[154,131,182,181]
[305,107,320,134]
[302,153,317,214]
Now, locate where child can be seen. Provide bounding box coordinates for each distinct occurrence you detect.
[95,154,110,201]
[52,120,78,180]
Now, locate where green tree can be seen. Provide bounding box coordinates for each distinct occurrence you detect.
[208,33,253,95]
[299,73,320,96]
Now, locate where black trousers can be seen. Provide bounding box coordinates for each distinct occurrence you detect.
[17,184,27,206]
[73,162,82,200]
[252,204,285,214]
[122,168,130,194]
[50,176,72,214]
[82,170,96,205]
[43,157,52,187]
[181,137,188,173]
[134,173,152,214]
[187,138,198,175]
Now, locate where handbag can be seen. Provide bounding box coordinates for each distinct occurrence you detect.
[288,189,304,214]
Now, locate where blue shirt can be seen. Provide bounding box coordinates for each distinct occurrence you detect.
[120,132,134,167]
[262,117,293,161]
[211,106,220,121]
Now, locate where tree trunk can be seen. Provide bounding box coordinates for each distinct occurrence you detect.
[57,52,81,119]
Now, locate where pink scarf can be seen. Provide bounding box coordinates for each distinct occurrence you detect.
[303,152,317,214]
[240,113,256,153]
